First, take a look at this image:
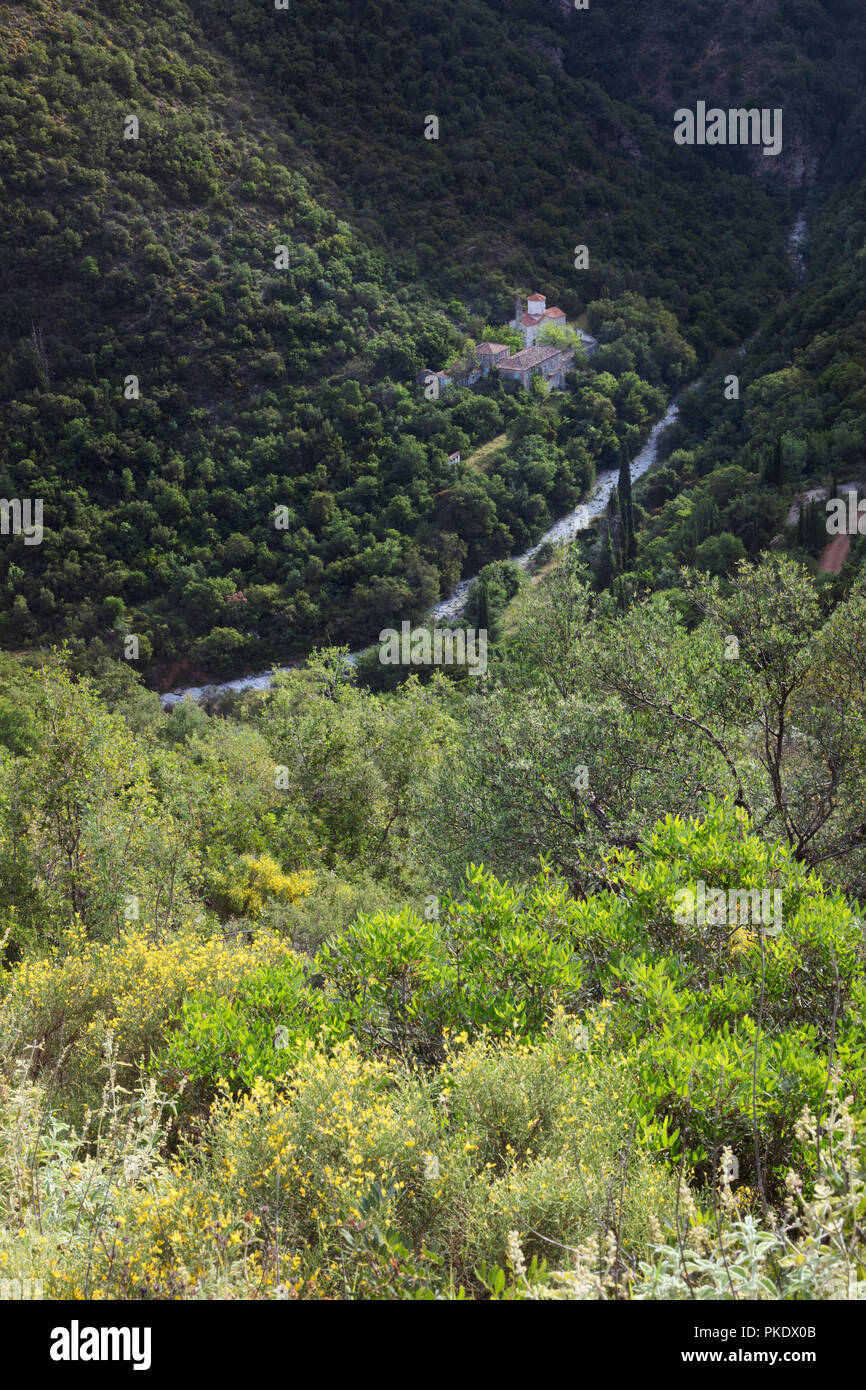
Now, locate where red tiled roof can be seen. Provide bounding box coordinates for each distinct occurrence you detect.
[520,313,545,326]
[544,306,565,317]
[477,341,509,354]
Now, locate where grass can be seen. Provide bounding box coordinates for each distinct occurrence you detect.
[464,432,508,474]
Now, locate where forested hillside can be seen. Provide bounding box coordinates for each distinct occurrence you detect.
[3,0,866,685]
[4,0,866,1316]
[635,91,866,596]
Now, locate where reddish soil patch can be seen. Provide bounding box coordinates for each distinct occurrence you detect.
[818,533,851,573]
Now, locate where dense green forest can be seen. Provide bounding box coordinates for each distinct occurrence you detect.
[4,0,866,686]
[4,0,866,1310]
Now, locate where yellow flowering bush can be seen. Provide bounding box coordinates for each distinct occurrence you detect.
[2,919,298,1113]
[105,1021,675,1297]
[211,855,314,921]
[204,1042,442,1282]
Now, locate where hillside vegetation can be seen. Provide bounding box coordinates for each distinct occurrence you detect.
[4,0,866,681]
[4,0,866,1305]
[2,556,866,1298]
[635,91,866,597]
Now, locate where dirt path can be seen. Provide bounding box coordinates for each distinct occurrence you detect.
[818,533,851,573]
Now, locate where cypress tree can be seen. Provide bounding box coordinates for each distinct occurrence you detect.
[608,491,624,574]
[476,578,491,637]
[618,446,635,558]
